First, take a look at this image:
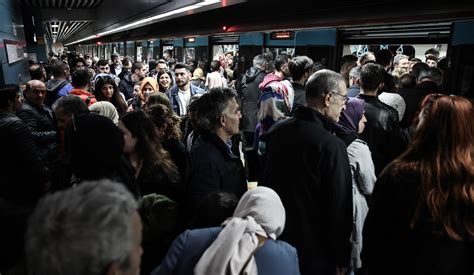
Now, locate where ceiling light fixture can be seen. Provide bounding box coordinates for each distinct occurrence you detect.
[65,0,221,46]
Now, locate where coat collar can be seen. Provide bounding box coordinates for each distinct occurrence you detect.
[293,106,335,132]
[200,132,239,160]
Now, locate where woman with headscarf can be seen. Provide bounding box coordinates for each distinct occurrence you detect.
[152,186,300,275]
[333,97,376,274]
[88,101,119,125]
[128,77,158,111]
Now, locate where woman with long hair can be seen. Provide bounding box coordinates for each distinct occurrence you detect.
[362,95,474,275]
[118,110,182,201]
[145,103,187,175]
[157,69,174,93]
[334,98,376,274]
[93,74,127,114]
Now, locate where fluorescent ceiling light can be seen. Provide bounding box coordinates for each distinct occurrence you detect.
[66,0,221,46]
[51,24,59,27]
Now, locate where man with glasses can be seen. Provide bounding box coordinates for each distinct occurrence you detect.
[357,63,405,176]
[261,69,352,275]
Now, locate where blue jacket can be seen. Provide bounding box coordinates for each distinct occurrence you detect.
[152,227,301,275]
[166,84,205,116]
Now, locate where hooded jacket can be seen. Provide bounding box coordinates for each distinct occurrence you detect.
[240,67,266,132]
[45,79,73,107]
[118,73,136,100]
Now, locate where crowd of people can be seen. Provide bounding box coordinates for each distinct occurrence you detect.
[0,46,473,275]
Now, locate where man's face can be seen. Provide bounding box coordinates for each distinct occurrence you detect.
[55,106,71,130]
[135,67,147,80]
[98,64,110,74]
[25,82,46,106]
[326,81,348,123]
[426,59,437,67]
[157,63,167,73]
[75,62,85,71]
[175,68,190,88]
[85,58,93,67]
[13,92,23,112]
[397,58,409,71]
[122,64,132,74]
[222,98,241,137]
[281,62,291,77]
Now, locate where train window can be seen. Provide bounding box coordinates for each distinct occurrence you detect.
[344,44,448,61]
[212,45,239,60]
[264,47,295,58]
[184,47,195,63]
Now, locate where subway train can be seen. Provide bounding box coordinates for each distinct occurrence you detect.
[71,21,474,98]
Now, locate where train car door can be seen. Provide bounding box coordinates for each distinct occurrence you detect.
[450,20,474,98]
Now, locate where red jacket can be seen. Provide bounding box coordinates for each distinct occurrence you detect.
[69,89,97,106]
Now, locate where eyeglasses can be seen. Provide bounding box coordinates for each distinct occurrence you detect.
[330,91,349,104]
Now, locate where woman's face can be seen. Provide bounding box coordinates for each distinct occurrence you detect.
[101,83,114,100]
[358,114,367,134]
[159,74,171,90]
[142,84,155,98]
[118,121,137,154]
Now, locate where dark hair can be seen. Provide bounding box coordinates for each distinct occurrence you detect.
[288,56,314,81]
[157,59,166,65]
[148,59,157,71]
[359,52,375,66]
[410,57,422,63]
[145,103,182,141]
[156,70,174,93]
[360,63,385,91]
[29,64,44,80]
[122,57,133,66]
[72,69,90,88]
[174,63,190,73]
[399,73,416,89]
[120,111,179,182]
[96,59,109,67]
[312,62,327,73]
[425,55,438,63]
[274,55,289,72]
[340,54,358,66]
[54,95,89,116]
[94,75,127,114]
[375,49,394,67]
[417,67,443,86]
[164,49,172,56]
[0,84,19,108]
[425,48,440,58]
[52,62,70,78]
[195,87,237,131]
[145,92,173,112]
[410,62,429,78]
[191,192,239,229]
[210,60,221,72]
[71,58,86,70]
[132,62,144,74]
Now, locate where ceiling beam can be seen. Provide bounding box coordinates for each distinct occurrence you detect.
[40,8,95,21]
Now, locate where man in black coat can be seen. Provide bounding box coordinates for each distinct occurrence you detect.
[0,84,49,273]
[187,88,247,211]
[357,64,405,176]
[261,70,352,275]
[399,67,443,128]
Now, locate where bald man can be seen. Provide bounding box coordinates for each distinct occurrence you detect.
[16,80,57,165]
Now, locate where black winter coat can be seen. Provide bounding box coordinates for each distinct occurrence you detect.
[261,106,353,274]
[240,67,266,133]
[0,113,48,204]
[362,164,474,275]
[399,81,441,128]
[357,94,405,176]
[186,132,247,209]
[16,101,57,163]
